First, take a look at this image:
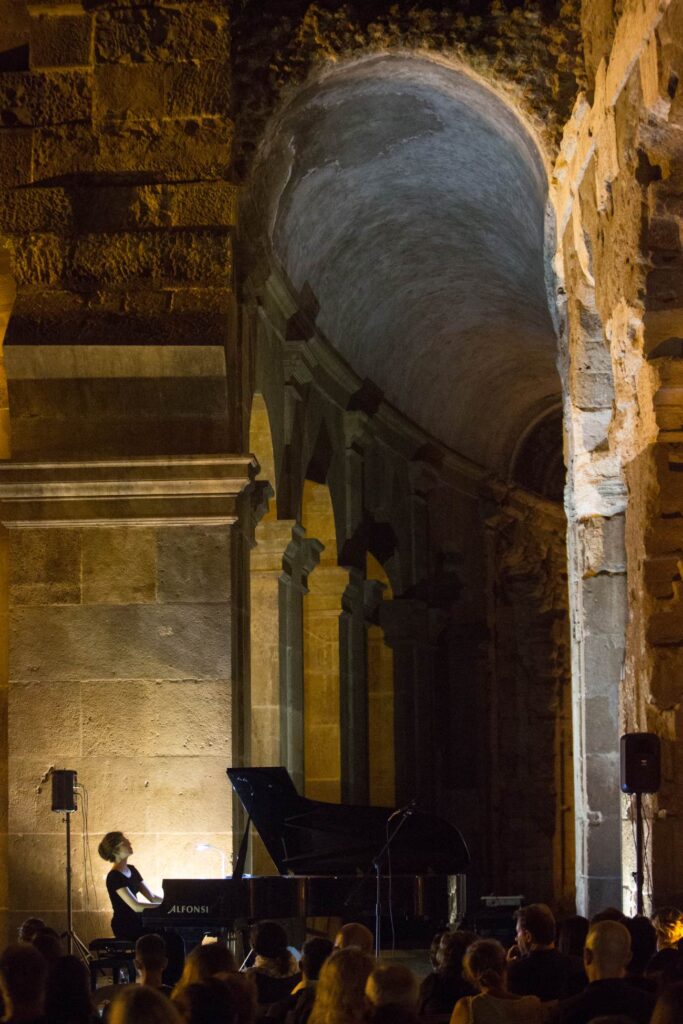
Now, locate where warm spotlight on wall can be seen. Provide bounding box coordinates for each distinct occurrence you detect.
[196,843,227,877]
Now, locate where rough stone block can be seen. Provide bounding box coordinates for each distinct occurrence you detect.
[69,231,233,287]
[584,694,619,756]
[94,63,164,118]
[164,63,231,117]
[33,123,97,180]
[0,70,91,127]
[581,634,625,694]
[0,186,72,233]
[585,752,621,813]
[95,116,234,180]
[582,574,628,636]
[168,184,237,229]
[6,305,233,347]
[32,118,234,181]
[8,833,67,911]
[5,233,66,287]
[647,267,683,309]
[9,604,231,682]
[30,15,94,69]
[9,528,81,607]
[82,527,156,605]
[0,129,32,187]
[156,526,231,604]
[9,681,81,768]
[94,7,230,65]
[81,678,231,757]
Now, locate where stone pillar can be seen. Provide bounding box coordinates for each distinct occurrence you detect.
[0,455,255,944]
[251,518,296,768]
[279,526,321,795]
[339,570,369,805]
[380,599,436,809]
[365,580,394,807]
[303,562,349,802]
[569,514,627,914]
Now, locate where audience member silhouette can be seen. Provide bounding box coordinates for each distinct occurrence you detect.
[332,923,374,954]
[451,938,543,1023]
[44,954,98,1024]
[556,917,589,959]
[135,934,171,995]
[418,930,476,1018]
[109,984,182,1024]
[307,948,374,1024]
[508,904,584,1001]
[171,941,237,1000]
[0,943,48,1024]
[265,936,333,1024]
[366,962,420,1024]
[557,920,655,1024]
[246,921,301,1010]
[173,975,255,1024]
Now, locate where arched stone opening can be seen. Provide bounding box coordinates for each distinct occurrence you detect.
[242,50,572,898]
[301,478,347,802]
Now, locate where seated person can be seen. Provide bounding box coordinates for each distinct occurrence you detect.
[557,920,655,1024]
[366,962,420,1024]
[245,921,301,1010]
[418,930,476,1017]
[508,903,585,1001]
[136,934,172,995]
[0,943,49,1024]
[332,922,374,954]
[452,939,542,1023]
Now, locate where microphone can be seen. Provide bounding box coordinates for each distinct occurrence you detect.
[387,798,417,822]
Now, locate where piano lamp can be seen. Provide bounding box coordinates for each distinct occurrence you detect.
[196,843,227,877]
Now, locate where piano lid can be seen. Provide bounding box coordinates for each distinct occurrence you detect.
[227,767,470,876]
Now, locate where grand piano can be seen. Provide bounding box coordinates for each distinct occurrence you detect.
[142,767,469,946]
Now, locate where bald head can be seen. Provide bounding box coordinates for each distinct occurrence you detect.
[584,921,632,981]
[334,922,374,954]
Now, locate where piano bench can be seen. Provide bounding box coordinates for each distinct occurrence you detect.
[88,939,137,992]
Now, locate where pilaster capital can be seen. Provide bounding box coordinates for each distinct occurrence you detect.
[237,479,275,548]
[344,410,374,453]
[281,523,323,591]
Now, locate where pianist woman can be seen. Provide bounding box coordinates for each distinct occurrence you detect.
[98,831,184,984]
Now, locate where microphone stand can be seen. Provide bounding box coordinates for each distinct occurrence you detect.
[372,804,415,959]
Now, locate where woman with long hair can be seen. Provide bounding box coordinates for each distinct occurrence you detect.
[171,942,237,1001]
[308,947,374,1024]
[450,940,542,1024]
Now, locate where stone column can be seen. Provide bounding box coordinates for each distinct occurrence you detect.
[569,514,627,914]
[380,599,437,810]
[339,569,369,805]
[279,526,321,795]
[0,455,254,944]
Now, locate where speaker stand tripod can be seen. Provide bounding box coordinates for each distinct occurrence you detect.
[61,808,90,964]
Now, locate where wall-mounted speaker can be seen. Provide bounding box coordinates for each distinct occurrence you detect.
[51,769,77,812]
[620,733,661,794]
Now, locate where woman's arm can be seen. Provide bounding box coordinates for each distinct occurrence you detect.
[138,880,163,904]
[115,886,160,912]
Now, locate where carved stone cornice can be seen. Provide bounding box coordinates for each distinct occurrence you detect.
[281,523,323,591]
[0,455,258,528]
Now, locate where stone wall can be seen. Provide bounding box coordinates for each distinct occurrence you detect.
[555,0,683,912]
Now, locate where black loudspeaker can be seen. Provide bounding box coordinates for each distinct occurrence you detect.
[620,733,661,794]
[51,769,77,812]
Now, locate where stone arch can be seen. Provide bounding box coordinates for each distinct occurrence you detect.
[300,478,347,801]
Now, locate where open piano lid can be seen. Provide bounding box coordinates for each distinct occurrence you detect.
[227,766,470,876]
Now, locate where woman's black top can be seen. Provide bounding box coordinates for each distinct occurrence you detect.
[105,864,143,939]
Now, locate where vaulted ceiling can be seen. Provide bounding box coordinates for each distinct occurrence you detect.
[254,54,561,474]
